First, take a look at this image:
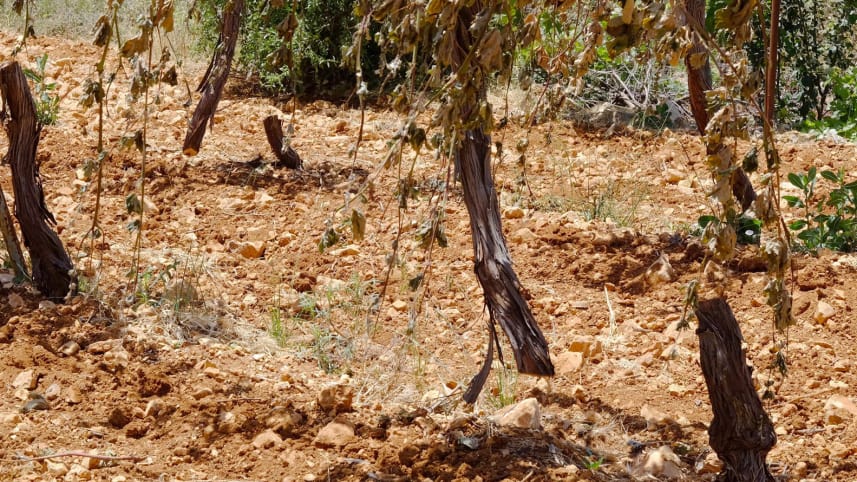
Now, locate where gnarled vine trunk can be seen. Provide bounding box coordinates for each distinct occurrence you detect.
[695,298,776,482]
[263,115,302,169]
[452,2,553,403]
[684,0,756,212]
[0,61,74,299]
[182,0,243,156]
[457,127,555,403]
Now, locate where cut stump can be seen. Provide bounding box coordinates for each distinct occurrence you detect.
[263,115,302,169]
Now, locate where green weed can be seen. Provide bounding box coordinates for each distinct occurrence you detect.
[23,54,60,125]
[269,305,287,347]
[487,363,518,409]
[785,167,857,252]
[584,455,604,471]
[580,179,647,227]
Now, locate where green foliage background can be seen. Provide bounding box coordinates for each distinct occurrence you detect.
[194,0,364,97]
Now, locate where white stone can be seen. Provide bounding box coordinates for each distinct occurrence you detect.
[12,369,36,390]
[490,398,541,430]
[331,244,360,257]
[814,301,836,324]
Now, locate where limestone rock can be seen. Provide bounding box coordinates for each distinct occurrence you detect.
[510,227,538,244]
[489,398,541,430]
[645,252,676,286]
[568,336,602,358]
[318,383,354,414]
[253,429,283,449]
[641,446,683,479]
[824,395,857,425]
[237,240,267,259]
[44,382,61,400]
[663,169,685,184]
[314,421,355,448]
[60,340,81,356]
[331,244,360,257]
[1,412,22,425]
[8,293,24,309]
[814,301,836,324]
[108,407,131,428]
[554,351,584,376]
[46,461,69,476]
[65,386,83,404]
[12,369,37,390]
[66,463,91,480]
[695,452,722,474]
[641,404,673,430]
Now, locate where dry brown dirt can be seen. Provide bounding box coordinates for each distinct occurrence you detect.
[1,33,857,482]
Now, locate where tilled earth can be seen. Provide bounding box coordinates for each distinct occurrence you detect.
[1,33,857,481]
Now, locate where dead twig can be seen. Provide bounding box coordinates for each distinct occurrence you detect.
[13,451,145,463]
[210,397,267,403]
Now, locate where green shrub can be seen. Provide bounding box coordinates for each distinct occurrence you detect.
[193,0,366,97]
[741,1,857,128]
[801,67,857,140]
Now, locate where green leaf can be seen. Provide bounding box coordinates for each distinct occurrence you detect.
[787,172,804,190]
[788,219,807,231]
[697,215,717,228]
[782,195,803,208]
[821,170,840,183]
[797,229,819,242]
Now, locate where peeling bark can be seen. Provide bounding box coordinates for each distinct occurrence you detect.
[0,185,27,279]
[263,115,302,169]
[695,298,776,482]
[182,0,243,156]
[0,61,74,299]
[452,2,553,403]
[457,128,554,403]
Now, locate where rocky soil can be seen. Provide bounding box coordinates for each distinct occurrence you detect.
[1,32,857,481]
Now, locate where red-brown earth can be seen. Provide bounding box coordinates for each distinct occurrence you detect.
[1,32,856,481]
